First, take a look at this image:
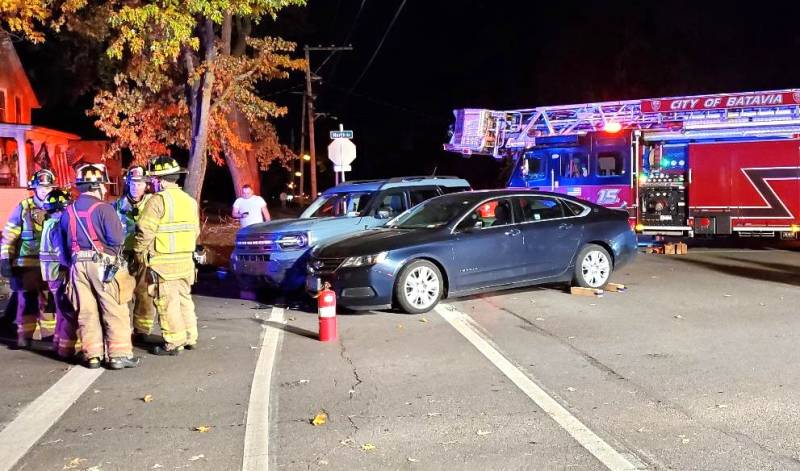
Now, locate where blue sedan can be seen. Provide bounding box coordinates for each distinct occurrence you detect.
[307,190,637,314]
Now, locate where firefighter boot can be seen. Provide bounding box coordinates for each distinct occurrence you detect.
[85,357,102,369]
[107,356,141,370]
[149,344,183,356]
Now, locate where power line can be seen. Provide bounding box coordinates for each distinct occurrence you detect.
[315,0,367,75]
[348,0,407,94]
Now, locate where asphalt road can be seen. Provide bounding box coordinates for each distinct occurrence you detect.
[2,243,800,470]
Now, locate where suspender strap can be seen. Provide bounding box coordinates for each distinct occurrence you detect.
[68,202,102,252]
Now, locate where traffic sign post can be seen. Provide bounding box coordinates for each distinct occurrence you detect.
[328,124,356,184]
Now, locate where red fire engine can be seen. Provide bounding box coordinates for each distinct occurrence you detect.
[445,89,800,239]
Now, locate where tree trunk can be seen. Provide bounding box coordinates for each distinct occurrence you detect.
[184,19,217,201]
[224,109,260,197]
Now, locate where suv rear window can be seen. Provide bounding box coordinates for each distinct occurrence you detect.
[438,185,470,194]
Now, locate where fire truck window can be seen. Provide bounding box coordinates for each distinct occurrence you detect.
[597,151,624,177]
[561,152,589,180]
[522,153,545,180]
[517,196,564,222]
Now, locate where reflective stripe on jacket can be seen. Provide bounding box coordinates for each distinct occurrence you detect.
[1,197,46,267]
[135,184,199,280]
[114,194,152,251]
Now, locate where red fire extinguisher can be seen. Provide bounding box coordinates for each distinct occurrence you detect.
[318,282,337,342]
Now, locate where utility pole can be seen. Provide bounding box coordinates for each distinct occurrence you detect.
[303,44,353,198]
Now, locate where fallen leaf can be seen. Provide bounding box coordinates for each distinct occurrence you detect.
[361,443,377,451]
[63,458,86,469]
[142,394,153,403]
[188,454,204,461]
[476,430,492,436]
[673,315,684,319]
[85,467,102,471]
[716,404,730,409]
[194,426,211,433]
[419,317,428,323]
[723,294,732,297]
[210,336,217,340]
[93,390,101,394]
[91,406,104,412]
[312,411,328,426]
[568,336,576,339]
[426,412,441,417]
[340,438,356,447]
[317,459,328,465]
[535,317,545,321]
[407,457,419,463]
[566,387,577,392]
[152,465,163,469]
[681,438,691,444]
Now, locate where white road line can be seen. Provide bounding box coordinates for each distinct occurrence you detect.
[435,304,645,471]
[242,306,286,471]
[0,366,103,471]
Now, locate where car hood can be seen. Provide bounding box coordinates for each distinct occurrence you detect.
[236,216,369,242]
[316,228,438,257]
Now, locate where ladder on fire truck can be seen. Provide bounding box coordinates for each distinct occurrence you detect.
[446,89,800,157]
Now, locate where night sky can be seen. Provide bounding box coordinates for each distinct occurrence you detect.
[15,0,800,202]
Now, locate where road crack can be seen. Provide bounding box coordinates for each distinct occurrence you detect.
[338,340,362,400]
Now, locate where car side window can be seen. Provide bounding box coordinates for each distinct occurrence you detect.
[456,198,514,231]
[409,188,439,207]
[375,192,408,218]
[561,199,586,216]
[516,196,564,222]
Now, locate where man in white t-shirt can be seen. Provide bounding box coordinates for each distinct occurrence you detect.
[232,184,271,227]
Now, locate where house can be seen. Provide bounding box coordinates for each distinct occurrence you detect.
[0,33,120,226]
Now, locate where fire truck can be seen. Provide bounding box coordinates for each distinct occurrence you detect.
[445,89,800,239]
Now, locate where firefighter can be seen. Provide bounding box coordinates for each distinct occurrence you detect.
[134,156,200,356]
[113,165,155,343]
[39,188,79,358]
[1,170,57,348]
[59,164,140,370]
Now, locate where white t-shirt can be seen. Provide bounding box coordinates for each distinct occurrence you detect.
[233,195,268,227]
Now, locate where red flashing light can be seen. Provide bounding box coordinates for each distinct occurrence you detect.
[604,121,622,133]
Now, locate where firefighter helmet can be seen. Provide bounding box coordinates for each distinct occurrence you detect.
[43,188,70,212]
[125,165,147,183]
[146,156,186,177]
[75,164,111,187]
[27,169,56,189]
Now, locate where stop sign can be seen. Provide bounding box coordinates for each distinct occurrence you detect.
[328,138,356,167]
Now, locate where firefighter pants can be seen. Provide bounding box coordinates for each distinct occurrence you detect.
[125,253,156,335]
[150,274,197,351]
[71,260,133,360]
[48,281,79,358]
[11,267,55,340]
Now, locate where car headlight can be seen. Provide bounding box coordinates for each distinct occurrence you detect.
[277,233,309,249]
[340,251,388,268]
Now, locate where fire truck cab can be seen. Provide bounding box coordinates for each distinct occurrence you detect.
[445,89,800,239]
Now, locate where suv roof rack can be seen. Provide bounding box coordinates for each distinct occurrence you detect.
[384,175,463,183]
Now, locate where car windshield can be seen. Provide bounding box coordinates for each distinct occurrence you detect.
[301,192,375,218]
[388,196,476,229]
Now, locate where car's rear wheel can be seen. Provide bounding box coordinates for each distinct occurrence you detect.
[573,244,612,288]
[395,260,443,314]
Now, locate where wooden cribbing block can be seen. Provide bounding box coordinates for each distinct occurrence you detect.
[570,286,604,297]
[677,242,688,254]
[664,243,676,255]
[604,282,626,292]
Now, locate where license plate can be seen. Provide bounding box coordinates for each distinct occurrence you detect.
[306,276,322,293]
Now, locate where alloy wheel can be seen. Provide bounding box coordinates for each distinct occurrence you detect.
[581,250,611,287]
[403,265,441,310]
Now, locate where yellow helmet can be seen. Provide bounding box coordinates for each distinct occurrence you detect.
[146,156,186,177]
[75,164,111,187]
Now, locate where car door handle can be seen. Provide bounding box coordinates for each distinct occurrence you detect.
[558,223,572,230]
[504,228,521,236]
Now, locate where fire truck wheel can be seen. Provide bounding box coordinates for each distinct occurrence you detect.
[395,260,443,314]
[573,244,612,289]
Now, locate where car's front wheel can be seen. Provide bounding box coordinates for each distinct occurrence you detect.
[573,244,612,288]
[395,260,443,314]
